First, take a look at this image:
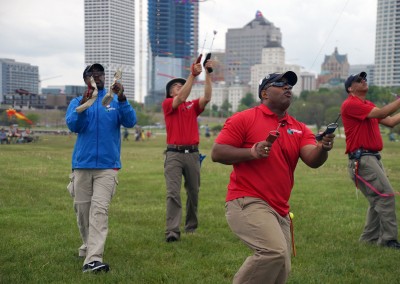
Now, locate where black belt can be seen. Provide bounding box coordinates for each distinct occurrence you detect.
[348,149,381,160]
[167,144,199,153]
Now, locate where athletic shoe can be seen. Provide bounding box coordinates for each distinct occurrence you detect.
[385,240,400,249]
[82,261,110,273]
[166,232,180,243]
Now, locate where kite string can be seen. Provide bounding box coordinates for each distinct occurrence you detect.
[308,0,351,71]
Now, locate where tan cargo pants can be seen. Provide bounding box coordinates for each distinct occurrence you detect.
[68,169,118,265]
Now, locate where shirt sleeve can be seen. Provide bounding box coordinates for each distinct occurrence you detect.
[215,113,247,147]
[344,99,375,121]
[300,124,317,148]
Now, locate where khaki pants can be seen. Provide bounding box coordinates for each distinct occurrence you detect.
[226,197,291,284]
[348,155,398,244]
[164,151,200,238]
[69,169,118,265]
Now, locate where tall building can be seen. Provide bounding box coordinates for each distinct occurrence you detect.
[374,0,400,87]
[0,58,39,104]
[250,42,301,98]
[146,0,199,106]
[317,47,349,88]
[225,10,282,86]
[84,0,135,100]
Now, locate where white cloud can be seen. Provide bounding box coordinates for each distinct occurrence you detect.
[0,0,377,92]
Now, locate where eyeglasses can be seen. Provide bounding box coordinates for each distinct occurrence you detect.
[355,77,367,83]
[267,81,293,90]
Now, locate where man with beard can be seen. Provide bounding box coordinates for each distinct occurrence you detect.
[211,71,335,284]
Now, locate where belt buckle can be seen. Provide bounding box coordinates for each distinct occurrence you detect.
[185,149,189,154]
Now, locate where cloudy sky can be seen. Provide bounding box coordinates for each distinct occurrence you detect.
[0,0,376,96]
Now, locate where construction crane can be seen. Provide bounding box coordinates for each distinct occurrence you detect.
[38,75,62,92]
[38,75,62,83]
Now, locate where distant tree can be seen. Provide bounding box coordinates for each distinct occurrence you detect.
[241,93,256,108]
[220,99,232,118]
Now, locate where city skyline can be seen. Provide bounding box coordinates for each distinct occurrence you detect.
[0,0,377,98]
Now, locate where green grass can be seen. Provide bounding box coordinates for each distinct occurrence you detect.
[1,134,400,283]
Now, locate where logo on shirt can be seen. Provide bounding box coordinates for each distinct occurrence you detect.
[105,105,116,112]
[186,102,194,110]
[287,128,302,135]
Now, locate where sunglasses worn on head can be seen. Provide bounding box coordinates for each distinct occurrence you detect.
[268,81,293,90]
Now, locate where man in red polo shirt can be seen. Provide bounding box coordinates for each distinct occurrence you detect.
[211,71,335,284]
[341,71,400,250]
[162,56,213,242]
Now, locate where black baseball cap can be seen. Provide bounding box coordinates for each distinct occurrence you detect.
[345,71,367,93]
[83,65,91,78]
[166,78,186,98]
[258,71,297,98]
[83,63,105,78]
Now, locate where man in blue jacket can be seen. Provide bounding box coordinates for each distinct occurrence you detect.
[66,63,136,273]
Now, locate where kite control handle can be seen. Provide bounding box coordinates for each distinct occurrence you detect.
[203,53,213,73]
[315,123,338,141]
[191,54,203,77]
[195,54,203,64]
[266,130,280,144]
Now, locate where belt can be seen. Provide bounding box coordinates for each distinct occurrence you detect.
[166,144,199,153]
[348,149,381,160]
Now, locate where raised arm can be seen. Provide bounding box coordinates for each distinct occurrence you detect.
[172,61,202,109]
[199,60,213,110]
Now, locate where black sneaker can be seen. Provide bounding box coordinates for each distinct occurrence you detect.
[166,235,179,243]
[385,240,400,249]
[82,261,110,273]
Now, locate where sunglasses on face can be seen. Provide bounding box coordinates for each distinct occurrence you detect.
[268,81,293,90]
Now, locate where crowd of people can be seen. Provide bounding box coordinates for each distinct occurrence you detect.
[61,58,400,284]
[0,125,35,144]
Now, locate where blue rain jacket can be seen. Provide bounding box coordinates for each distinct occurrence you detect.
[66,89,136,169]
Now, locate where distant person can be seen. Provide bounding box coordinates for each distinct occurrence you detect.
[21,128,34,143]
[135,126,141,141]
[211,71,335,283]
[205,124,210,138]
[341,71,400,249]
[162,56,213,242]
[123,127,129,141]
[389,132,396,142]
[65,63,137,273]
[0,128,9,144]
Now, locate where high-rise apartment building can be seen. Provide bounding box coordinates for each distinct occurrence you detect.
[374,0,400,87]
[0,58,39,104]
[225,11,282,86]
[145,0,199,106]
[84,0,135,100]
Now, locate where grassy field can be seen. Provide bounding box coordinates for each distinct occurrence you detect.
[1,132,400,284]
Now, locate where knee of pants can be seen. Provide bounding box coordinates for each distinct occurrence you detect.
[74,202,91,217]
[256,248,288,273]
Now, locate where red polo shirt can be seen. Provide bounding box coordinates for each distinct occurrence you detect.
[162,98,203,145]
[341,95,382,153]
[215,104,316,216]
